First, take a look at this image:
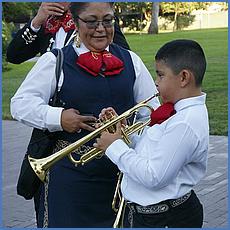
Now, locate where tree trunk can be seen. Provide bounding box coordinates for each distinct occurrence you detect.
[173,3,178,31]
[148,2,159,34]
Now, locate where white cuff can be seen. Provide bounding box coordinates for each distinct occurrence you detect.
[46,107,64,132]
[30,20,41,32]
[105,139,130,163]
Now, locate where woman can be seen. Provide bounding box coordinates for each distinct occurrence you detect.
[8,3,129,224]
[11,2,159,227]
[6,2,130,64]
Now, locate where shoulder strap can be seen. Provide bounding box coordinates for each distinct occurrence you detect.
[50,49,64,106]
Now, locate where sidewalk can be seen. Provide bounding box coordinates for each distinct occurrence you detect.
[2,120,228,228]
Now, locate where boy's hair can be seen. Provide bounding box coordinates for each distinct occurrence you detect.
[155,39,206,86]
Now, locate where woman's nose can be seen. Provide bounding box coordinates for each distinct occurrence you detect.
[96,22,106,30]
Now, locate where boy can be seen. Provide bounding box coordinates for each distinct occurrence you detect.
[94,39,209,227]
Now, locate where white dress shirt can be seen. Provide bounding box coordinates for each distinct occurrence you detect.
[30,21,75,49]
[106,94,209,206]
[11,43,160,132]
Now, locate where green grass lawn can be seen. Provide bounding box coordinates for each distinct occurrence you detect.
[2,62,35,120]
[2,28,228,135]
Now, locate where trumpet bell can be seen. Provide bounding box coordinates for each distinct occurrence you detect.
[28,156,47,182]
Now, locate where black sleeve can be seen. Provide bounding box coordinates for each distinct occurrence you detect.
[113,16,130,50]
[6,20,49,64]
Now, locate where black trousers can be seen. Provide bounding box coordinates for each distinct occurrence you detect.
[123,190,203,228]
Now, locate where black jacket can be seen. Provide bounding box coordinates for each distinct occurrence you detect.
[7,17,130,64]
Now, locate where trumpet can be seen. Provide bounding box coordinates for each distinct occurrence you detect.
[112,172,125,228]
[28,93,159,182]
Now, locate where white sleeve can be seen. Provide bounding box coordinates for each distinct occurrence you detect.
[30,19,41,32]
[10,52,64,132]
[129,50,160,120]
[106,123,199,189]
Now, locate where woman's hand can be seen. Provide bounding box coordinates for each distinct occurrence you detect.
[32,2,66,29]
[93,122,122,151]
[61,108,97,133]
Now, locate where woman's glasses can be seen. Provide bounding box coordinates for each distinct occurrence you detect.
[77,16,115,29]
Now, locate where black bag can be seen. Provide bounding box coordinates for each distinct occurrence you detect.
[17,49,64,200]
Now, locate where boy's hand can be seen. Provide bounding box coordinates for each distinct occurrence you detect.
[99,107,117,121]
[93,122,122,151]
[99,107,127,126]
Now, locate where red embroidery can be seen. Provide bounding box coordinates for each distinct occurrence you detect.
[44,11,76,34]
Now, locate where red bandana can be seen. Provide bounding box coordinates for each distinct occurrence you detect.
[76,51,124,77]
[44,11,76,34]
[149,103,176,126]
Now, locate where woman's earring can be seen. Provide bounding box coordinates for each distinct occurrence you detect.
[74,32,81,48]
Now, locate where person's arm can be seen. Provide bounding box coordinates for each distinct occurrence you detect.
[6,2,66,64]
[113,16,130,50]
[10,52,63,130]
[6,20,45,64]
[98,121,200,189]
[10,51,97,133]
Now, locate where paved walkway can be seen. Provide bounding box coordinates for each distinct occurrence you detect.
[2,120,228,228]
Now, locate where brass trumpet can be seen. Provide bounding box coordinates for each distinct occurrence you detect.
[112,172,125,228]
[28,93,159,182]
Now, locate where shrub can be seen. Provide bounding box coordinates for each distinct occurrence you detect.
[2,21,15,72]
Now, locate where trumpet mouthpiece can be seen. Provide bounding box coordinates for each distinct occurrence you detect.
[143,93,160,104]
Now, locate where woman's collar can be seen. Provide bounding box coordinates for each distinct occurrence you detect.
[72,43,110,56]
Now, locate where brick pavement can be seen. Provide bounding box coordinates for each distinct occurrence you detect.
[2,120,228,228]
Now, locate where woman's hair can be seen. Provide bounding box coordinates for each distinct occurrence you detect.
[155,39,207,86]
[70,2,114,23]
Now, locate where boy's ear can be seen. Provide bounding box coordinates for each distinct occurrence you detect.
[179,69,191,87]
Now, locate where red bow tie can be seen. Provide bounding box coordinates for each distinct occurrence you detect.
[76,51,124,77]
[44,11,76,34]
[149,103,176,126]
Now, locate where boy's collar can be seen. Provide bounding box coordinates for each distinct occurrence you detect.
[174,93,206,112]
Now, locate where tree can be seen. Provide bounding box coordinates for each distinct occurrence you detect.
[161,2,211,31]
[3,2,39,23]
[114,2,152,31]
[148,2,160,34]
[2,20,15,71]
